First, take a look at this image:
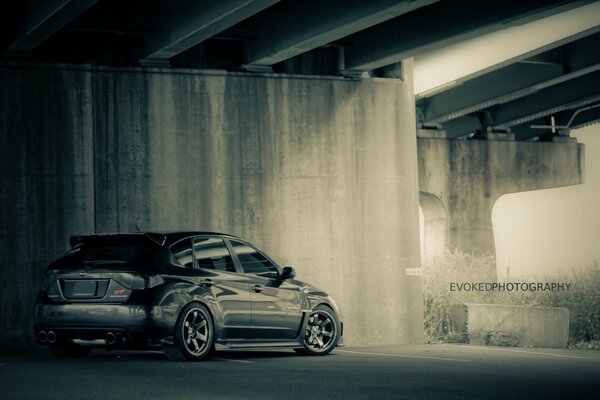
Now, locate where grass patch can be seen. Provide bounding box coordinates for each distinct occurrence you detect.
[422,250,600,347]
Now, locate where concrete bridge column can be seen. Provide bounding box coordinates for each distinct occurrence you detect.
[417,130,584,275]
[0,61,423,346]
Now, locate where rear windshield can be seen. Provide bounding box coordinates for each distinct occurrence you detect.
[48,244,152,271]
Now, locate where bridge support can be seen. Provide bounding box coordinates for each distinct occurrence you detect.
[0,61,423,346]
[417,129,584,276]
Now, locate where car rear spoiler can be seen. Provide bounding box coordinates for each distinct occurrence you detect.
[69,232,167,248]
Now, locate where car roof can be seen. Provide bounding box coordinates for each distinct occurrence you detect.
[162,231,239,246]
[70,231,240,248]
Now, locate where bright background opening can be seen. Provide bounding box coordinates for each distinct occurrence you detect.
[492,125,600,280]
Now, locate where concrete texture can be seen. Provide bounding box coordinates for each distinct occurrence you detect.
[0,61,422,346]
[451,303,570,348]
[0,64,95,347]
[418,135,584,264]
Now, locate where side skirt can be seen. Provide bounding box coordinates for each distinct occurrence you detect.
[214,339,303,351]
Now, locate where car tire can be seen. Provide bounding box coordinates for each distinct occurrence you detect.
[48,343,92,358]
[297,305,340,356]
[163,302,214,361]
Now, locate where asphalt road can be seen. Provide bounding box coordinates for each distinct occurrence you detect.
[1,344,599,399]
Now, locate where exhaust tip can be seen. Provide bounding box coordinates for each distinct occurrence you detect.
[105,332,115,345]
[47,331,56,343]
[115,333,124,344]
[38,331,47,343]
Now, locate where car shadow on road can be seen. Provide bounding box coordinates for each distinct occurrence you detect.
[87,348,303,362]
[210,350,305,361]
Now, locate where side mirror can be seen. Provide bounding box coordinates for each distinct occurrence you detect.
[281,266,296,280]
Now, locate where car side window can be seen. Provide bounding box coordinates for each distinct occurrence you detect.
[230,240,278,279]
[170,239,194,269]
[193,237,236,273]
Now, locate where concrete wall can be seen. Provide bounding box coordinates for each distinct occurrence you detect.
[0,65,95,348]
[451,303,570,348]
[0,61,423,347]
[418,135,584,264]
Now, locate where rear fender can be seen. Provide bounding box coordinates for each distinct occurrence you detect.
[153,278,221,339]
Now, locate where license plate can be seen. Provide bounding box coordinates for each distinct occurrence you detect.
[71,281,97,297]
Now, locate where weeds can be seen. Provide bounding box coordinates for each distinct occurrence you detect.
[537,263,600,343]
[422,251,600,346]
[475,330,520,347]
[422,249,495,343]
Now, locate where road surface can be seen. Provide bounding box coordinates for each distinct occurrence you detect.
[1,344,599,399]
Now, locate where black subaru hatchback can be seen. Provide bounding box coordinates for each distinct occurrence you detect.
[34,232,342,361]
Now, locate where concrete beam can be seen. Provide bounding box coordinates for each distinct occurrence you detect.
[413,1,600,95]
[441,116,482,139]
[564,31,600,71]
[141,0,279,64]
[6,0,98,53]
[444,70,600,138]
[242,0,437,71]
[419,62,563,124]
[492,71,600,128]
[344,0,593,73]
[420,33,600,125]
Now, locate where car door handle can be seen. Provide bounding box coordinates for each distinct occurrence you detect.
[251,285,263,293]
[199,279,215,287]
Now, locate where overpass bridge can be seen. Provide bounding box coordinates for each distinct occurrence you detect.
[0,0,598,346]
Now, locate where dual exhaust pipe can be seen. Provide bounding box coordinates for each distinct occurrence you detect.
[105,332,126,345]
[38,330,126,345]
[38,330,56,343]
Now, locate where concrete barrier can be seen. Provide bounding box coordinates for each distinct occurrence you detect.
[450,303,569,348]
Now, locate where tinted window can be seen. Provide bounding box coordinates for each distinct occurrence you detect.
[193,238,236,272]
[231,241,278,279]
[49,245,148,270]
[170,239,194,268]
[82,246,139,264]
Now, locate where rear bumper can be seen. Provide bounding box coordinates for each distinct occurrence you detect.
[34,303,177,345]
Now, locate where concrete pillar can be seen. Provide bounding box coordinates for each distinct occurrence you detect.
[0,61,423,346]
[418,133,584,272]
[0,64,95,346]
[93,64,423,345]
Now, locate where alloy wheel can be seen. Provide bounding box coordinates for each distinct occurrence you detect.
[304,309,337,353]
[182,307,211,356]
